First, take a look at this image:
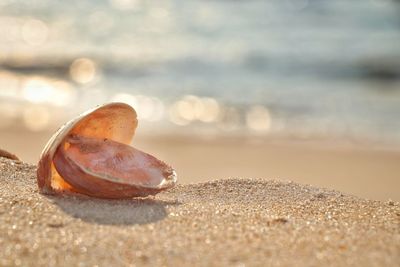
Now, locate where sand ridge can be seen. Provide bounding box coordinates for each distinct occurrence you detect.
[0,157,399,266]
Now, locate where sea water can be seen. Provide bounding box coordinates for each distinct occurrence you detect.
[0,0,399,144]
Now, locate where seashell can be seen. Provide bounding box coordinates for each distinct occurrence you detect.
[37,103,177,199]
[0,148,20,161]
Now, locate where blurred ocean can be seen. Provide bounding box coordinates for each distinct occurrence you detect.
[0,0,400,144]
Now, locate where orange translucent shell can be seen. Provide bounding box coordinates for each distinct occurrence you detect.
[37,103,177,198]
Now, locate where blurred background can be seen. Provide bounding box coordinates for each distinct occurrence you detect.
[0,0,399,200]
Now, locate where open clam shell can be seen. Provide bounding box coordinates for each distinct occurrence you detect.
[37,103,177,199]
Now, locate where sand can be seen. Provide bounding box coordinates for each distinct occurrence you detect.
[0,157,399,267]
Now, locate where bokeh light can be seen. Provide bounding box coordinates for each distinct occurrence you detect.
[22,77,54,103]
[21,19,48,46]
[20,77,76,107]
[169,101,190,126]
[69,58,97,84]
[111,93,165,121]
[246,105,271,132]
[198,97,220,123]
[168,95,222,126]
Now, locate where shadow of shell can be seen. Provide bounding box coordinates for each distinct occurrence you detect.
[48,195,179,225]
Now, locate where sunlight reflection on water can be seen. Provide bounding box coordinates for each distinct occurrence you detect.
[0,0,399,144]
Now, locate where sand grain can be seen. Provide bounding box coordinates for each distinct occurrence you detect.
[0,158,399,266]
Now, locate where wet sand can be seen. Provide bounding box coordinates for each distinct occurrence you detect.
[0,157,399,266]
[1,129,400,201]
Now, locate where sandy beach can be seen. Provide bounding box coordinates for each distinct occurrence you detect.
[0,157,399,266]
[1,128,400,201]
